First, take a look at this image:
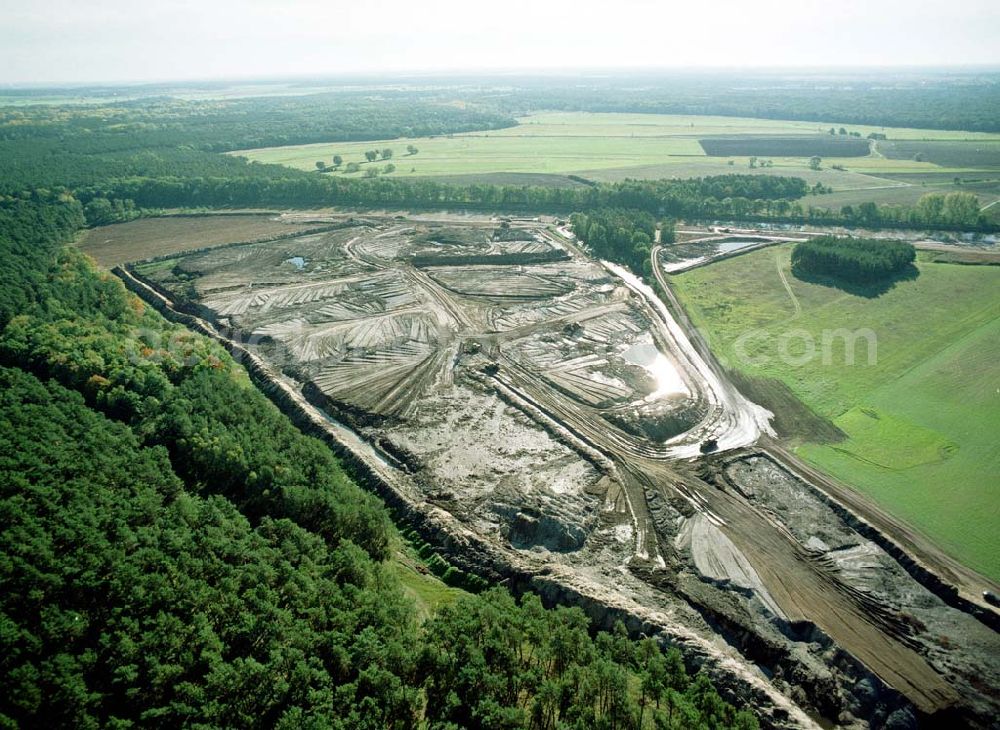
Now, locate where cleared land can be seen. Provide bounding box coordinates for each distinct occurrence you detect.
[233,111,1000,209]
[392,542,465,620]
[79,214,322,267]
[121,216,1000,727]
[881,140,1000,168]
[670,245,1000,580]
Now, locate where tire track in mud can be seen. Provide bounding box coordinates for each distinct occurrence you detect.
[661,463,958,714]
[775,251,802,318]
[489,330,956,714]
[499,236,964,714]
[494,329,959,715]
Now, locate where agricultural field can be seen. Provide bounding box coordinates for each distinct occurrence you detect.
[699,135,870,157]
[670,245,1000,580]
[799,176,1000,217]
[880,140,1000,168]
[233,111,1000,210]
[79,214,323,266]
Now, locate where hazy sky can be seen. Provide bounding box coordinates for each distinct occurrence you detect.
[2,0,998,85]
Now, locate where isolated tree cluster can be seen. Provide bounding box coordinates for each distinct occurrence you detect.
[791,235,916,284]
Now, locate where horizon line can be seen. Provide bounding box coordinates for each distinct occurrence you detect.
[4,63,1000,92]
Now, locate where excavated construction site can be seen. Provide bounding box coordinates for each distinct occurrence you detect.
[122,215,1000,730]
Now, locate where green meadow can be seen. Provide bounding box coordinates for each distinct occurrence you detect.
[234,111,1000,211]
[672,246,1000,579]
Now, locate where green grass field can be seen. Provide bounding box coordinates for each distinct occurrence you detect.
[234,111,1000,208]
[800,176,1000,211]
[672,247,1000,580]
[236,129,705,176]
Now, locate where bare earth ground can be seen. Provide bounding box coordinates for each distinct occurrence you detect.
[115,214,1000,730]
[79,214,323,267]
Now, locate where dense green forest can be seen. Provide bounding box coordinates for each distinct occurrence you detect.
[791,236,916,284]
[0,101,760,726]
[77,173,816,224]
[76,172,995,231]
[0,356,759,728]
[72,173,992,231]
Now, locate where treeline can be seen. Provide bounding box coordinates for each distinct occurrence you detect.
[72,173,814,223]
[0,204,758,725]
[835,192,987,230]
[497,74,1000,133]
[8,71,998,133]
[791,236,916,284]
[0,139,298,198]
[70,173,995,232]
[0,93,514,152]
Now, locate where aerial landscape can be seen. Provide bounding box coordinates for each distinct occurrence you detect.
[1,2,998,729]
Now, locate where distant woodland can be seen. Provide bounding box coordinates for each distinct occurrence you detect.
[1,88,995,232]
